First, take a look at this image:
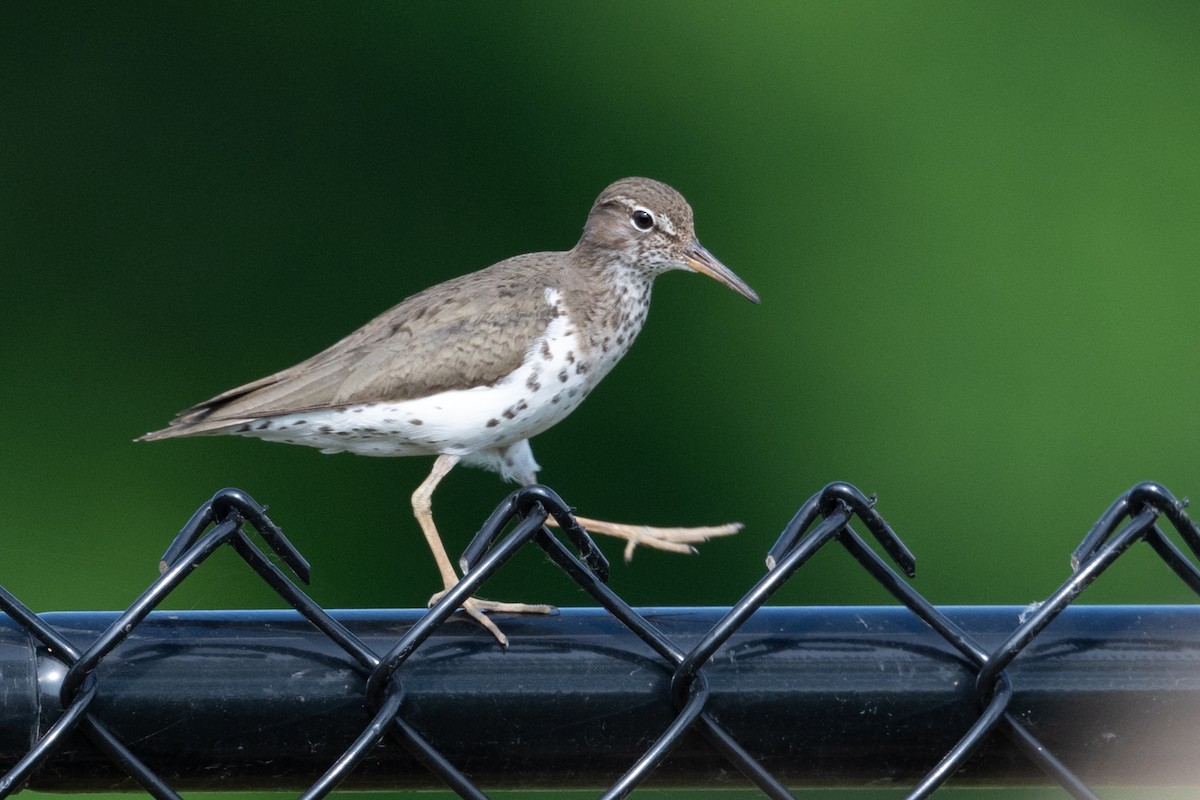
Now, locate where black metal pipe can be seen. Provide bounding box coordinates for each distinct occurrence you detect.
[3,605,1198,792]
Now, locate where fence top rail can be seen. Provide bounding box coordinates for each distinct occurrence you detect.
[0,482,1196,799]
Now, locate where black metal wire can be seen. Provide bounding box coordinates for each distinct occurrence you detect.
[0,480,1196,797]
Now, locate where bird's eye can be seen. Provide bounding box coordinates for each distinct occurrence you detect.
[631,209,654,231]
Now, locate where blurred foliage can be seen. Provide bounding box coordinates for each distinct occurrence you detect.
[2,2,1198,798]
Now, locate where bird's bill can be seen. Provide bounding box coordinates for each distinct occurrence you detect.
[685,241,761,304]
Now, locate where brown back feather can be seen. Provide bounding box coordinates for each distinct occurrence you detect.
[142,253,567,438]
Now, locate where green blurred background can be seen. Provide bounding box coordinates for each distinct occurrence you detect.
[3,2,1199,798]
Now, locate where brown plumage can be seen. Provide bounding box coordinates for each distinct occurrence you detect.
[141,256,567,437]
[141,177,759,645]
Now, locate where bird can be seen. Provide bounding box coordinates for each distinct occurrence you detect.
[140,177,760,644]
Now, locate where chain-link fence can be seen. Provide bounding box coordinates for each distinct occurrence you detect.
[1,481,1198,798]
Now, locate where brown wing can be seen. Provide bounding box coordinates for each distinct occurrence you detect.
[140,254,562,439]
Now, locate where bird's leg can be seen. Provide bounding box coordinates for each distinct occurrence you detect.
[413,454,554,646]
[412,454,465,590]
[545,514,742,564]
[504,439,741,563]
[508,442,741,564]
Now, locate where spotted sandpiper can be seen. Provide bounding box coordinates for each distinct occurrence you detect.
[140,177,760,643]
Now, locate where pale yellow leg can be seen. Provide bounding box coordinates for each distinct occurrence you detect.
[546,514,742,563]
[413,454,554,646]
[412,454,464,590]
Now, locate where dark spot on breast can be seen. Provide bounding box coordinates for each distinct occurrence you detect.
[558,369,569,383]
[291,419,307,427]
[551,393,562,405]
[502,409,516,420]
[575,362,589,375]
[526,375,541,392]
[254,421,271,431]
[352,407,363,413]
[409,418,423,426]
[565,351,575,364]
[235,424,251,433]
[515,400,528,412]
[540,342,553,360]
[336,431,349,436]
[487,418,500,428]
[319,425,334,434]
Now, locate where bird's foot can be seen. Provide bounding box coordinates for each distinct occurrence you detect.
[427,590,557,646]
[566,515,743,563]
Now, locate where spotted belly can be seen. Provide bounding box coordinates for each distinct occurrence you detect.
[229,291,608,460]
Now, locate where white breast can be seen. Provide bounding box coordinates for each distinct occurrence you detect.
[235,288,609,462]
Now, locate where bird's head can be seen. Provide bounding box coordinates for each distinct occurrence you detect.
[576,177,760,304]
